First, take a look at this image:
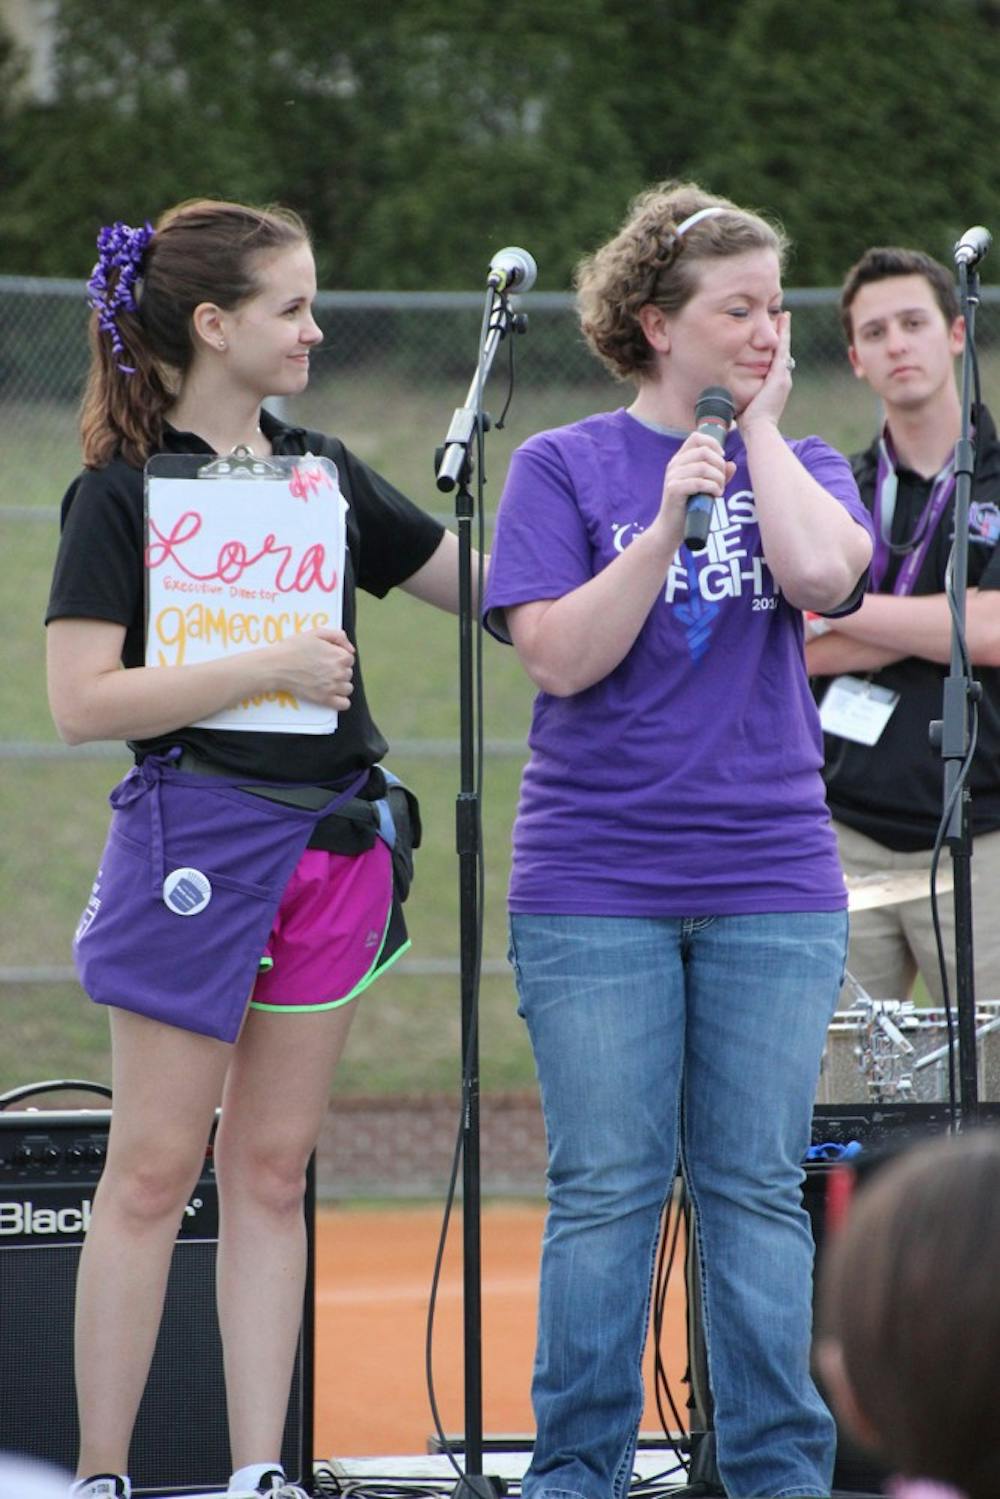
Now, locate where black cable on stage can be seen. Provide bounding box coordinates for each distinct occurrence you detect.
[335,1485,454,1499]
[650,1187,690,1476]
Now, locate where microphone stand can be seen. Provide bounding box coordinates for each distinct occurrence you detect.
[930,255,983,1125]
[435,286,525,1499]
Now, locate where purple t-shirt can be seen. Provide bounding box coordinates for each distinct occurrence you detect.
[484,407,874,916]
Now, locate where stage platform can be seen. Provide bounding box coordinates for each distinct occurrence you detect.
[146,1445,883,1498]
[330,1446,688,1488]
[145,1450,682,1498]
[327,1450,882,1499]
[140,1447,685,1498]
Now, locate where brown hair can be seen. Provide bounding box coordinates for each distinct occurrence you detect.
[839,246,960,344]
[80,198,310,469]
[575,180,788,382]
[818,1128,1000,1497]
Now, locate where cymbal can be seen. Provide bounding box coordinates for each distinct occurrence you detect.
[845,868,954,912]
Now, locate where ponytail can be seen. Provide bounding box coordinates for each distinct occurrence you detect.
[79,305,174,469]
[79,200,310,469]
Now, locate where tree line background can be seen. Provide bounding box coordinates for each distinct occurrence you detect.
[3,0,1000,291]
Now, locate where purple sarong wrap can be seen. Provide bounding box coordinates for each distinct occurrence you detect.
[73,753,367,1042]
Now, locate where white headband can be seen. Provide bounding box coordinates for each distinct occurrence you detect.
[674,206,728,238]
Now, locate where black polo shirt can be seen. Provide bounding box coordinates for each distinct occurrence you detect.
[46,410,445,784]
[815,405,1000,849]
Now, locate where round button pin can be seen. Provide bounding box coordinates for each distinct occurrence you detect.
[162,867,212,916]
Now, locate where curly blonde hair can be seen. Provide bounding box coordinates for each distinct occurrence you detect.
[576,181,789,382]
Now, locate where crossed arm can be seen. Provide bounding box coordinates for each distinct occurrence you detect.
[804,586,1000,677]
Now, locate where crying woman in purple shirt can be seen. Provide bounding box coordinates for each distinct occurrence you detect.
[483,181,873,1499]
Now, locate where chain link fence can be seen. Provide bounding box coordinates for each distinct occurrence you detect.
[6,277,1000,488]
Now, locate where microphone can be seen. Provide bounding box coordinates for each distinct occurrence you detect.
[487,246,537,293]
[684,386,735,552]
[954,225,992,268]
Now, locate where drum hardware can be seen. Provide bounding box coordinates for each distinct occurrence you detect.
[820,868,961,1104]
[821,986,1000,1105]
[841,973,920,1101]
[913,1010,1000,1074]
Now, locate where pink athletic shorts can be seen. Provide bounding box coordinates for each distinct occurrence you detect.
[250,840,396,1012]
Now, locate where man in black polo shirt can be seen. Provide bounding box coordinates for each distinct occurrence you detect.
[807,246,1000,1006]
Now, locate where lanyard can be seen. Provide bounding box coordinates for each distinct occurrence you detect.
[870,431,958,594]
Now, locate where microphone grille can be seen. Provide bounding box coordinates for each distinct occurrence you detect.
[695,386,736,421]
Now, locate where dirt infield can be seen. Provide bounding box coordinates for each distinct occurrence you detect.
[313,1203,689,1459]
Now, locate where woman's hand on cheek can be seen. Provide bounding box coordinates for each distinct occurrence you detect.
[738,310,793,435]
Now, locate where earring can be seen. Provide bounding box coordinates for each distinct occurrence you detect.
[218,339,226,351]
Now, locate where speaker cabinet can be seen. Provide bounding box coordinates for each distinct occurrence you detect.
[0,1107,314,1497]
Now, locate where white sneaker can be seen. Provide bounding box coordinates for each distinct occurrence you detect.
[70,1479,130,1499]
[229,1470,310,1498]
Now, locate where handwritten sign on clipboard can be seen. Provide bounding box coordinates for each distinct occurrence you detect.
[143,450,347,733]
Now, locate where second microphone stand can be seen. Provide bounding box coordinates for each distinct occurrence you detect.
[930,254,984,1123]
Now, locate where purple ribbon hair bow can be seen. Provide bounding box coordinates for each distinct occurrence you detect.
[86,219,155,373]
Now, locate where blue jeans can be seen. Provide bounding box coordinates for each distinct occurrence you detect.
[509,911,848,1499]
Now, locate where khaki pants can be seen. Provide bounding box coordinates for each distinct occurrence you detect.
[834,820,1000,1006]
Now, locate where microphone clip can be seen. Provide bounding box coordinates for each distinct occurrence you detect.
[487,246,538,294]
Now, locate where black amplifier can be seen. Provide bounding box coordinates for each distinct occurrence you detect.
[811,1099,1000,1158]
[0,1102,314,1497]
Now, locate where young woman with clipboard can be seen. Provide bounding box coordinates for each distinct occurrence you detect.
[46,200,467,1499]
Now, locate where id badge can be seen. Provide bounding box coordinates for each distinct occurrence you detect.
[819,674,900,746]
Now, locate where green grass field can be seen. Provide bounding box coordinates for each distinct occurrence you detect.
[0,364,882,1099]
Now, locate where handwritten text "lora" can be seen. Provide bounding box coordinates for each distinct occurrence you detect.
[145,511,339,593]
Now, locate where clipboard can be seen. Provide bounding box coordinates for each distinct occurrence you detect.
[143,447,348,733]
